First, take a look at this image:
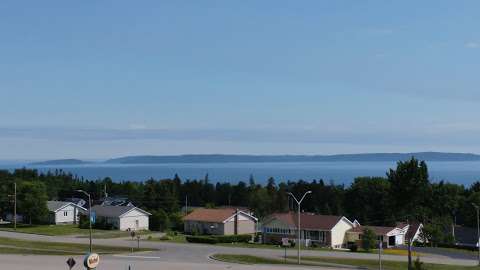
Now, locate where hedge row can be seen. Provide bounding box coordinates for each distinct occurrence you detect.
[186,234,252,244]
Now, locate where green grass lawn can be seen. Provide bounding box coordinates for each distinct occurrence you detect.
[0,224,92,236]
[77,230,153,239]
[211,254,321,266]
[214,253,479,270]
[152,233,339,252]
[0,236,155,255]
[0,246,80,256]
[0,224,153,239]
[297,256,478,270]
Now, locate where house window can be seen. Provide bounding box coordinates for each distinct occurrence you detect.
[64,211,68,216]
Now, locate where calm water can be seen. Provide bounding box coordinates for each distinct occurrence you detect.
[0,161,480,185]
[1,161,480,186]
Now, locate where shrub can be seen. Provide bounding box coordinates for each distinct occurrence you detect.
[159,235,171,241]
[186,235,218,244]
[149,209,170,232]
[349,243,358,252]
[361,228,377,252]
[185,234,253,244]
[214,234,252,243]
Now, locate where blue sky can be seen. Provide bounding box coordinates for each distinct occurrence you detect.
[1,1,480,160]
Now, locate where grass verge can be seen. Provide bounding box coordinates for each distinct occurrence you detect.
[298,256,478,270]
[0,237,154,255]
[0,224,154,239]
[0,224,93,236]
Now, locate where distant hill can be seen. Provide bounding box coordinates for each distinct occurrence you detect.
[104,152,480,164]
[30,159,91,165]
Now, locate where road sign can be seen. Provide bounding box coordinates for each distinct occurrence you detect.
[84,253,100,269]
[281,238,290,247]
[66,257,76,270]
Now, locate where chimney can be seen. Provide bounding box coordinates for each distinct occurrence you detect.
[234,209,239,235]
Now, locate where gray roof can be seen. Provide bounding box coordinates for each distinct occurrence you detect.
[91,205,150,218]
[47,201,73,212]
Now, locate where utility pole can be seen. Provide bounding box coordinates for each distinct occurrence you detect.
[8,182,17,230]
[378,241,382,270]
[13,182,16,230]
[184,196,188,216]
[77,190,92,253]
[407,219,412,270]
[287,191,312,265]
[472,203,480,266]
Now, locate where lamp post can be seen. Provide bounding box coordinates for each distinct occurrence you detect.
[287,191,312,265]
[472,203,480,266]
[77,190,92,253]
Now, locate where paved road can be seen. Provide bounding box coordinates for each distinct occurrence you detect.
[0,230,477,268]
[0,254,351,270]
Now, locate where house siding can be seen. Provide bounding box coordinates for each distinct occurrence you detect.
[52,205,76,224]
[119,209,149,231]
[184,220,224,235]
[223,220,255,235]
[330,218,354,248]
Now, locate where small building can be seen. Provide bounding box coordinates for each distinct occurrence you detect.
[262,212,355,249]
[91,205,151,231]
[47,201,87,225]
[183,208,257,235]
[347,225,407,248]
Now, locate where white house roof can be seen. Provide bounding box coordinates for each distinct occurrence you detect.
[183,208,257,223]
[91,205,151,218]
[47,201,87,212]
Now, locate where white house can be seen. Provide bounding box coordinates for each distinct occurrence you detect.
[47,201,87,225]
[262,212,355,249]
[91,205,151,231]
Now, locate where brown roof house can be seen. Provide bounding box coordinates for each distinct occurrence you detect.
[262,212,355,249]
[183,208,258,235]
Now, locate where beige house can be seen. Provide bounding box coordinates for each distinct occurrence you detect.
[347,225,407,248]
[262,212,355,249]
[183,208,257,235]
[91,205,151,231]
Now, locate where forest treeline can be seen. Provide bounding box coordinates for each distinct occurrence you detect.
[1,158,479,244]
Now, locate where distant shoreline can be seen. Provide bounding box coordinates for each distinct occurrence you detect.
[28,152,480,165]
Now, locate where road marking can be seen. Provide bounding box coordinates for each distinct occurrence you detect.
[113,255,162,259]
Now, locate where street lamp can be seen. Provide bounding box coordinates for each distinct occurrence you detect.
[472,203,480,266]
[287,191,312,265]
[77,190,93,253]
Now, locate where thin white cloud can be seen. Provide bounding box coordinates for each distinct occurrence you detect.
[465,42,479,49]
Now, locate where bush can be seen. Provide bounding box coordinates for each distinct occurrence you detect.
[214,234,252,243]
[361,228,377,252]
[186,235,218,244]
[349,243,358,252]
[159,235,171,241]
[185,234,253,244]
[149,209,170,232]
